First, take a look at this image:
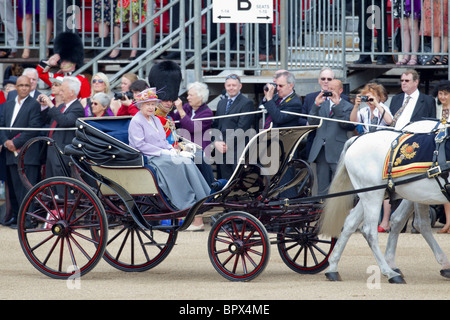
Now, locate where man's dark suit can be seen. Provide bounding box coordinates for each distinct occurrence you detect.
[390,91,436,125]
[212,93,254,179]
[0,96,42,222]
[41,100,85,179]
[308,98,354,195]
[301,91,350,160]
[263,91,303,128]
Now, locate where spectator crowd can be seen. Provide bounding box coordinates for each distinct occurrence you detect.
[0,0,449,233]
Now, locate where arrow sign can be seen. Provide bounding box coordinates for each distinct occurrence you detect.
[213,0,273,24]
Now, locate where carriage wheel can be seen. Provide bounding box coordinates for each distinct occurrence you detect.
[208,211,270,281]
[277,219,336,274]
[17,177,108,279]
[93,196,178,272]
[95,219,178,272]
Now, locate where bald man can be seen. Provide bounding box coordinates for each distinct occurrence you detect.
[307,79,354,195]
[0,76,42,227]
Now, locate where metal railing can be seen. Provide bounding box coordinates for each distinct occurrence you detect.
[0,0,449,84]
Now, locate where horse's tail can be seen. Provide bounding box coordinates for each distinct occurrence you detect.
[319,139,356,238]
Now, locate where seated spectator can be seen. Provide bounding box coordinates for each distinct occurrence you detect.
[128,88,210,210]
[116,79,149,116]
[49,76,64,107]
[110,73,139,114]
[0,76,17,104]
[90,92,112,117]
[170,82,213,150]
[81,72,114,117]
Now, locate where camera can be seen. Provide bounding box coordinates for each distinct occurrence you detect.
[114,91,134,100]
[264,83,277,95]
[322,91,333,97]
[360,96,374,102]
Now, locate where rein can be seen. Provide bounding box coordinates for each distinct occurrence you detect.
[270,121,450,207]
[267,171,430,206]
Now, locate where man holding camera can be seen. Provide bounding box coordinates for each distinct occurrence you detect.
[262,71,303,129]
[307,79,354,196]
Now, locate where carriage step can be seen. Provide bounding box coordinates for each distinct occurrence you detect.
[143,242,176,246]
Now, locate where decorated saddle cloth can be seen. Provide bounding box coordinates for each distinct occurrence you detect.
[382,132,443,179]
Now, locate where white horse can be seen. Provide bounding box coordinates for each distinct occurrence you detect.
[320,120,450,283]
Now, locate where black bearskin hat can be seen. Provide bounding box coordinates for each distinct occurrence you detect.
[148,61,182,101]
[53,32,84,69]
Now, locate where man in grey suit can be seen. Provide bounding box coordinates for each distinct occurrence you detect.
[211,74,255,179]
[38,76,85,180]
[390,69,436,129]
[0,76,42,227]
[308,79,354,195]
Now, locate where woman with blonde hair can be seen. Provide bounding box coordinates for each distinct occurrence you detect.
[81,72,113,117]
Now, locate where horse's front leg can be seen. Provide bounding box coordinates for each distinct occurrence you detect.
[325,201,364,281]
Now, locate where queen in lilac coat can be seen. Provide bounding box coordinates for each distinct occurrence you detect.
[128,88,210,210]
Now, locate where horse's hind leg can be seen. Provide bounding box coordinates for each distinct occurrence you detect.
[413,203,450,278]
[325,201,364,281]
[359,193,405,284]
[385,200,414,274]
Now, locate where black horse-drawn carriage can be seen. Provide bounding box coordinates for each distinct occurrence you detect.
[16,116,335,281]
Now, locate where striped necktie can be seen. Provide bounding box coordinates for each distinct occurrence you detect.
[225,98,233,113]
[391,95,411,127]
[264,98,282,129]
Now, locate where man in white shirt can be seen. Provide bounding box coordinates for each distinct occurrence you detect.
[390,70,436,130]
[0,76,42,227]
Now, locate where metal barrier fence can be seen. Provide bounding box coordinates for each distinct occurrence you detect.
[0,0,449,79]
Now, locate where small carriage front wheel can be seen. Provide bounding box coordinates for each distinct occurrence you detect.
[17,177,108,279]
[277,220,336,274]
[208,211,270,281]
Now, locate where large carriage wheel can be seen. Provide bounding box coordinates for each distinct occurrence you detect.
[277,219,336,274]
[208,211,270,281]
[93,196,178,272]
[17,177,108,279]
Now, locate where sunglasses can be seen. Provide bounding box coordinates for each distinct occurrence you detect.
[93,79,105,84]
[320,77,333,81]
[226,74,240,81]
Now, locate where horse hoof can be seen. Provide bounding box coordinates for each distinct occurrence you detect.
[392,268,404,278]
[325,272,342,281]
[388,275,406,284]
[440,269,450,278]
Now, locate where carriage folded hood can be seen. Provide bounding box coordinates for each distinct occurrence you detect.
[65,116,145,168]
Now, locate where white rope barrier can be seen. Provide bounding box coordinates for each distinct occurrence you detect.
[280,110,397,131]
[0,127,77,131]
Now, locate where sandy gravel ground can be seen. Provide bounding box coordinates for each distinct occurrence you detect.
[1,220,450,304]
